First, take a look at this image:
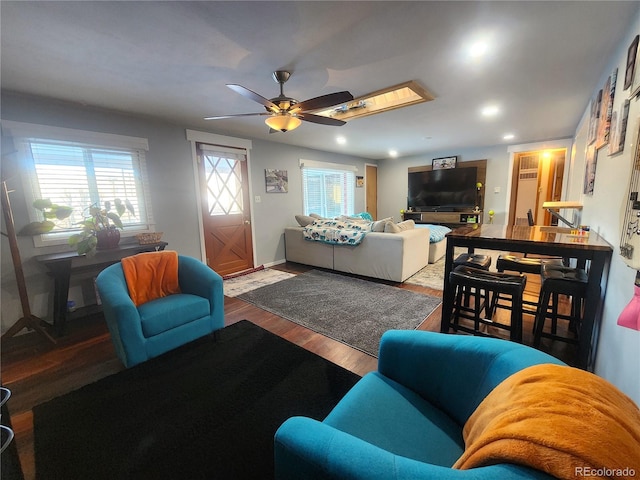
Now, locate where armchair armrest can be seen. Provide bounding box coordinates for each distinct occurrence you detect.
[377,331,565,425]
[275,417,551,480]
[96,264,147,366]
[177,255,224,327]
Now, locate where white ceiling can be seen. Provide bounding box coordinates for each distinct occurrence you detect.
[1,1,638,160]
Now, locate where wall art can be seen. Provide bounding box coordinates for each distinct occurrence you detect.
[587,90,602,145]
[432,156,457,169]
[265,169,288,193]
[583,145,597,195]
[625,35,639,90]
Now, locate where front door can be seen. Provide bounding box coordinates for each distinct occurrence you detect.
[197,144,254,276]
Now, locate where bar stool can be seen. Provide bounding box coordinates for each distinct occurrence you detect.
[453,253,491,309]
[447,265,527,342]
[534,263,588,347]
[454,253,491,270]
[496,254,562,274]
[495,255,564,315]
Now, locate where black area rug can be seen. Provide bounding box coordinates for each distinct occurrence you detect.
[33,321,360,480]
[238,269,442,356]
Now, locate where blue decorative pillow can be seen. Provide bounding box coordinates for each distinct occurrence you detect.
[416,224,451,243]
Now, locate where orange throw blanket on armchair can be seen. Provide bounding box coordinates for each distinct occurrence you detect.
[121,250,180,306]
[453,364,640,479]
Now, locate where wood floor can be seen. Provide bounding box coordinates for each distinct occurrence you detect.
[0,262,577,480]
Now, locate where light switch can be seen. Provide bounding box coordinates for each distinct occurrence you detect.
[255,195,261,203]
[494,187,501,193]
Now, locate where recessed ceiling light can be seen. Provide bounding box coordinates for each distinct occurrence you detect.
[336,136,347,145]
[469,41,488,58]
[503,133,515,140]
[389,150,398,158]
[481,105,499,117]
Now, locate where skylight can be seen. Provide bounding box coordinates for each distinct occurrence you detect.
[312,81,434,122]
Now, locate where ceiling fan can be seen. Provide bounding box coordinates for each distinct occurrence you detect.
[205,71,354,132]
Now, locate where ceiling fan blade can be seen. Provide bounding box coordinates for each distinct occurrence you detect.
[204,112,269,120]
[227,84,279,112]
[292,91,354,113]
[298,113,347,126]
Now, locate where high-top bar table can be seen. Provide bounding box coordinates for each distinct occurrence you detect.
[440,224,613,371]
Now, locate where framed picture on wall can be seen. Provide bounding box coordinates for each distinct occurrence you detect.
[631,38,640,98]
[265,169,288,193]
[624,35,639,90]
[583,145,597,195]
[432,156,457,169]
[587,90,602,145]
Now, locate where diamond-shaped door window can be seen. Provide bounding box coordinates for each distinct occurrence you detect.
[204,155,244,216]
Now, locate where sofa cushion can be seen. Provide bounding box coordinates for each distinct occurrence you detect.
[324,372,464,467]
[372,217,393,232]
[384,219,415,233]
[294,214,316,226]
[138,293,210,337]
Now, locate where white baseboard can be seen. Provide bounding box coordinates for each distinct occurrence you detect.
[263,258,286,268]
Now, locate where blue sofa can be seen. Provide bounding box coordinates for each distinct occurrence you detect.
[96,254,224,367]
[274,330,564,479]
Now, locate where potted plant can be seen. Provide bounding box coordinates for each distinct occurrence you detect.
[69,199,135,256]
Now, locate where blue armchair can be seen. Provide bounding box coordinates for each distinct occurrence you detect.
[96,254,224,368]
[274,331,565,479]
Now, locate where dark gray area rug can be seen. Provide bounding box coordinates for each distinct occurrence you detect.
[238,269,441,356]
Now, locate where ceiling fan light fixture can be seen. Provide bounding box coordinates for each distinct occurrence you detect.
[265,114,301,132]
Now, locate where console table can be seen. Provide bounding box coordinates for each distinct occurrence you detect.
[403,210,482,227]
[36,241,168,336]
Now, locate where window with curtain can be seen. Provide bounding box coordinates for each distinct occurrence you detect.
[301,162,355,217]
[21,136,153,244]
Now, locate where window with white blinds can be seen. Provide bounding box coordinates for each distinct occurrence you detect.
[22,137,153,244]
[301,163,355,217]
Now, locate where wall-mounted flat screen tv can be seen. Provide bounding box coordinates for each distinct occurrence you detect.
[408,167,477,211]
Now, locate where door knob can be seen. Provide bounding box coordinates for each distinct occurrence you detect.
[244,220,250,225]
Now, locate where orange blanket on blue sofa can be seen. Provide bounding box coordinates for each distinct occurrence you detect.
[122,250,180,306]
[454,364,640,480]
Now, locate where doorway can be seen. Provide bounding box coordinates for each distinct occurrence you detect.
[508,148,566,226]
[196,143,254,276]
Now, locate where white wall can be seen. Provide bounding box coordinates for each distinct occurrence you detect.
[568,12,640,404]
[0,92,373,332]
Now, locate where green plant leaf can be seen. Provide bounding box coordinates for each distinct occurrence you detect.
[76,236,97,257]
[32,199,52,210]
[53,205,73,220]
[124,199,135,217]
[17,220,55,236]
[106,212,123,229]
[114,198,125,217]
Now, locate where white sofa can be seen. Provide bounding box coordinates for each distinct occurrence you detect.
[284,226,430,282]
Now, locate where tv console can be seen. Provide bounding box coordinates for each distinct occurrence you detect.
[403,210,482,227]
